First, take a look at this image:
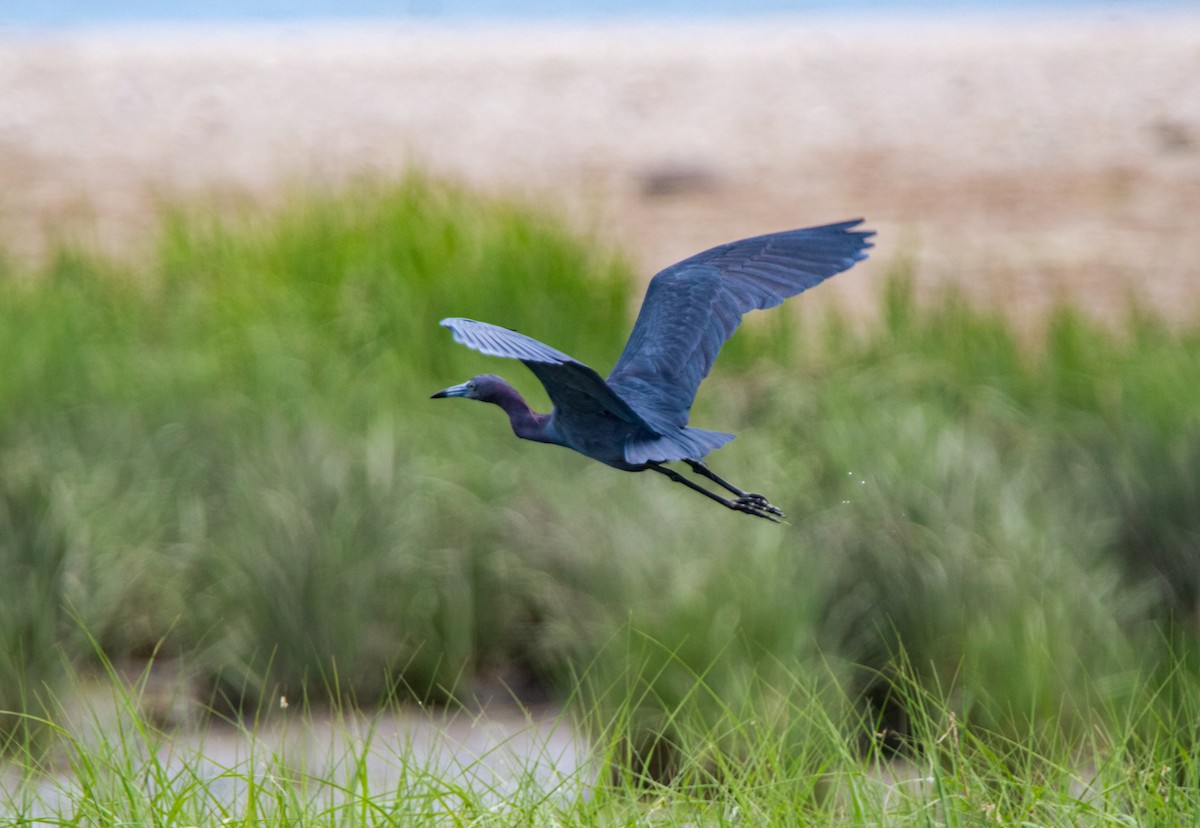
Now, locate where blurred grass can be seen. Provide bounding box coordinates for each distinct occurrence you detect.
[0,175,634,719]
[1,174,1199,770]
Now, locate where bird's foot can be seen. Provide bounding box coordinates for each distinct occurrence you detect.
[734,493,785,522]
[736,493,784,518]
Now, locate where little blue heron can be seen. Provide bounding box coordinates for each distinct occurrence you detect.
[433,219,874,521]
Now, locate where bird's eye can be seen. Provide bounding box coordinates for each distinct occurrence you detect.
[466,381,476,392]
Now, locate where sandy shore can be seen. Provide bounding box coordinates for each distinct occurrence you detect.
[3,13,1199,326]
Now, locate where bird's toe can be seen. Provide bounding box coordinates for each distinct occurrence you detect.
[733,499,783,523]
[736,493,784,518]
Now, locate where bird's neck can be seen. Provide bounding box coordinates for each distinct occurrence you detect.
[492,387,557,445]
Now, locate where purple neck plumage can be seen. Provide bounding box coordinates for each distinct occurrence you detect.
[488,382,557,445]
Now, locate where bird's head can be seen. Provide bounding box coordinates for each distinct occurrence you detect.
[431,374,509,403]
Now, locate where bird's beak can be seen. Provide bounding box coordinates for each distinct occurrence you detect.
[431,381,471,399]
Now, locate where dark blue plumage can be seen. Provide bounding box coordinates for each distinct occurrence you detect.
[433,219,874,521]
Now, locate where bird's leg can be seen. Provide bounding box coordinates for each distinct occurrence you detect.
[647,463,781,523]
[684,460,784,518]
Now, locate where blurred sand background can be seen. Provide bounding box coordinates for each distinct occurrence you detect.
[2,12,1199,327]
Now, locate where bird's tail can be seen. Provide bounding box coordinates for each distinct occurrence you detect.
[625,427,735,466]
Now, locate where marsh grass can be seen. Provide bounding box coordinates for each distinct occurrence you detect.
[3,648,1198,825]
[0,174,634,715]
[2,174,1200,818]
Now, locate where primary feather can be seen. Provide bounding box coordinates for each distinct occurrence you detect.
[606,219,874,433]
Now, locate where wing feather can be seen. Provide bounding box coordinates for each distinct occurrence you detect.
[440,318,654,429]
[607,219,874,431]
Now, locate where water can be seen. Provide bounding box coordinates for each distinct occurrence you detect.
[8,0,1193,28]
[2,698,586,819]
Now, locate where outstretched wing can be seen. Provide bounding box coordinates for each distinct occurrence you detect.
[440,318,654,429]
[606,219,874,431]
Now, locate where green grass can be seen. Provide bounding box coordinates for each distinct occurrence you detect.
[2,173,1200,821]
[3,651,1199,824]
[0,175,634,716]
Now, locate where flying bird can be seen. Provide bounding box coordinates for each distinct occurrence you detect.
[433,219,874,521]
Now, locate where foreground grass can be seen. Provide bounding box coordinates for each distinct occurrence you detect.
[3,653,1198,825]
[1,173,1199,796]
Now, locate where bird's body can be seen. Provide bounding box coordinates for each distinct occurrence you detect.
[545,405,648,471]
[433,219,875,520]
